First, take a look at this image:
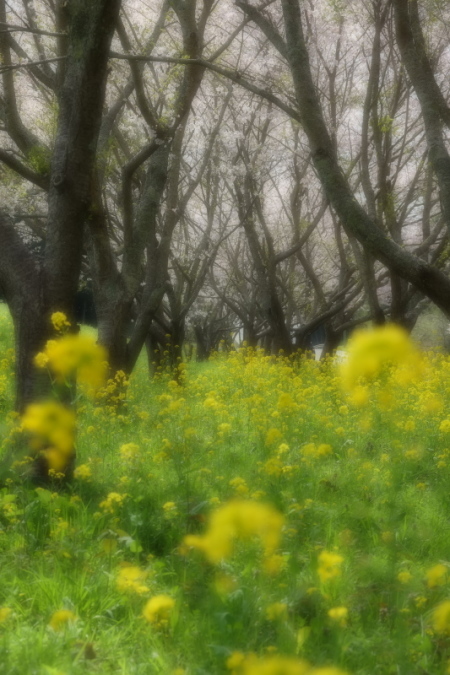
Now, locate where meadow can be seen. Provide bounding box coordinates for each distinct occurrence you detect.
[1,308,450,674]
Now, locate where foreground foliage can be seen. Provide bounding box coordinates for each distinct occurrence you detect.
[1,313,450,673]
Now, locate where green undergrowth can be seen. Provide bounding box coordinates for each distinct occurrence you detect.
[1,308,450,673]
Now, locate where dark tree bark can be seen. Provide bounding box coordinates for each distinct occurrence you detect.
[393,0,450,236]
[0,0,122,411]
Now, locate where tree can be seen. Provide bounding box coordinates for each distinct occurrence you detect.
[0,0,121,411]
[236,0,450,314]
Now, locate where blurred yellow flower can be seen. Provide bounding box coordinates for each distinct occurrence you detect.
[265,428,282,446]
[142,594,175,626]
[397,571,413,584]
[48,609,76,631]
[226,652,347,675]
[183,500,284,565]
[328,606,348,626]
[341,324,421,392]
[22,400,75,453]
[119,443,140,461]
[0,607,12,623]
[432,600,450,633]
[317,551,344,583]
[73,463,92,480]
[36,334,107,390]
[426,563,448,588]
[266,602,287,621]
[116,565,150,594]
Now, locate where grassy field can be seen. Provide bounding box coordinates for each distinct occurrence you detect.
[1,309,450,674]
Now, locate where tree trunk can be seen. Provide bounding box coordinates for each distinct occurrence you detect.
[0,0,122,415]
[10,289,50,413]
[169,318,185,370]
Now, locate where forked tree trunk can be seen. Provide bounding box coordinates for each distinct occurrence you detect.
[0,0,122,414]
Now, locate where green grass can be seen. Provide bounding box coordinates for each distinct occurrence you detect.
[1,311,450,673]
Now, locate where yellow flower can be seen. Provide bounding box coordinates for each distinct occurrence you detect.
[328,606,348,626]
[426,563,448,588]
[73,463,92,480]
[266,602,287,621]
[0,607,12,623]
[432,600,450,633]
[301,443,332,459]
[116,565,150,594]
[226,653,347,675]
[142,594,175,626]
[183,500,284,565]
[21,400,76,458]
[163,501,178,518]
[48,609,76,631]
[397,570,413,584]
[262,457,283,476]
[349,385,369,407]
[265,428,282,446]
[341,324,421,391]
[277,392,296,412]
[226,651,246,670]
[50,311,71,332]
[37,334,107,390]
[229,476,249,495]
[317,551,344,583]
[34,352,49,368]
[440,420,450,433]
[119,443,140,461]
[43,447,70,473]
[99,492,127,514]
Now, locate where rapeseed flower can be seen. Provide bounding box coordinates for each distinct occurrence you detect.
[48,609,76,631]
[36,334,107,389]
[21,400,76,473]
[116,565,150,594]
[328,606,348,626]
[50,311,71,332]
[266,602,287,621]
[183,500,284,565]
[21,401,75,454]
[0,607,11,623]
[119,443,140,461]
[99,492,127,514]
[317,551,344,583]
[341,324,421,392]
[432,600,450,633]
[142,594,175,626]
[73,463,92,480]
[226,653,347,675]
[426,563,448,588]
[397,571,413,584]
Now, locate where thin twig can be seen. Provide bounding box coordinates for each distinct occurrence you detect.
[0,22,65,37]
[0,55,66,73]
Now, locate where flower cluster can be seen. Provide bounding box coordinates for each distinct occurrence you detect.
[21,400,76,473]
[142,594,175,627]
[341,324,422,393]
[226,653,347,675]
[183,500,284,567]
[35,333,107,390]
